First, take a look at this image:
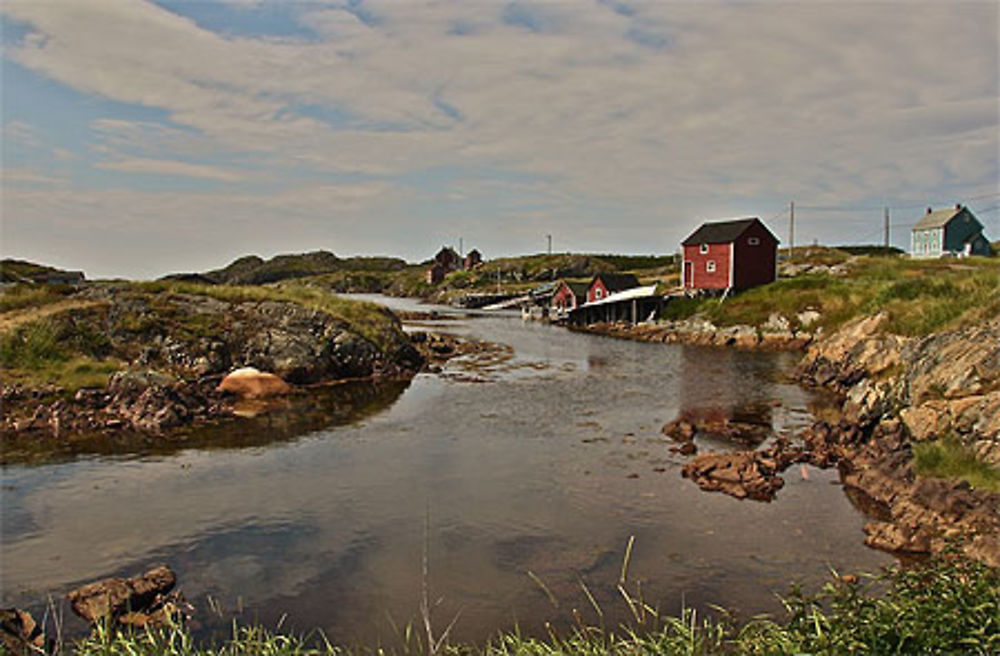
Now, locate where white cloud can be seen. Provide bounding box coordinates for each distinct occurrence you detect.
[96,157,247,181]
[0,0,996,275]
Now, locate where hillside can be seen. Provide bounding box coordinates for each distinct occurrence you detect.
[165,251,409,286]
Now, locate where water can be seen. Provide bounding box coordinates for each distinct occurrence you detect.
[0,295,892,645]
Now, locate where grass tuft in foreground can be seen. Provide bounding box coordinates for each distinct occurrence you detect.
[60,551,1000,655]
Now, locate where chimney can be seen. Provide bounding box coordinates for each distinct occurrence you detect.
[955,203,962,210]
[926,207,933,215]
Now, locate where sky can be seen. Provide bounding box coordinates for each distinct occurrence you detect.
[1,0,998,280]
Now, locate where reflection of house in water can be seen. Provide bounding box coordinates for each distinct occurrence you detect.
[672,345,777,446]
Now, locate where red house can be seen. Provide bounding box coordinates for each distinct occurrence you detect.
[551,280,589,317]
[681,218,778,293]
[464,249,483,270]
[586,273,640,303]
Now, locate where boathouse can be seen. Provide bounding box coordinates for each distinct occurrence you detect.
[910,205,991,258]
[586,273,641,303]
[569,284,662,326]
[551,280,588,320]
[681,218,778,293]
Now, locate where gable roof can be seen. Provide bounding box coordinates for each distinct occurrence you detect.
[682,217,775,246]
[566,281,589,297]
[912,206,976,231]
[592,272,640,292]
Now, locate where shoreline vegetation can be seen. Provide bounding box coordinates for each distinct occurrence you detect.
[5,547,999,654]
[2,249,999,653]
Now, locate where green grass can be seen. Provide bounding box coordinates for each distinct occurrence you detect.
[0,282,75,312]
[55,551,1000,655]
[1,318,120,391]
[674,255,999,336]
[130,281,407,358]
[914,438,1000,492]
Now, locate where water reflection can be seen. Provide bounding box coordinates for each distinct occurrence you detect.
[0,299,893,647]
[0,380,410,465]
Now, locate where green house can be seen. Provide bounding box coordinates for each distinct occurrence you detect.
[910,205,991,258]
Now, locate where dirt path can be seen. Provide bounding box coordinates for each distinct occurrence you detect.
[0,299,105,333]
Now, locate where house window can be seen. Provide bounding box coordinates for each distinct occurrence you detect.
[748,237,760,246]
[706,260,716,273]
[595,288,603,300]
[699,243,709,254]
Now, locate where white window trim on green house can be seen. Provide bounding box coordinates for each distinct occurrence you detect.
[911,227,944,258]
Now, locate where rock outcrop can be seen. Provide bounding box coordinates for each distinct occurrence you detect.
[576,318,813,351]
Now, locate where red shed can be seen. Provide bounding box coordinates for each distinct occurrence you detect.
[551,280,588,317]
[681,218,778,293]
[586,272,640,304]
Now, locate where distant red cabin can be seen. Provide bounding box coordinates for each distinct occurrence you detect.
[464,249,483,270]
[586,273,640,304]
[551,280,588,317]
[434,246,460,271]
[680,218,778,293]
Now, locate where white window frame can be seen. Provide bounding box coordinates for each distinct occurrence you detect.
[700,243,709,254]
[594,288,603,300]
[706,260,716,273]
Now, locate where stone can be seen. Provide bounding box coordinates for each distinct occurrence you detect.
[67,565,176,625]
[0,608,45,654]
[217,367,292,399]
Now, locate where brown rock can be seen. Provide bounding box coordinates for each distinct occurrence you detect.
[0,608,45,654]
[67,565,176,625]
[217,367,293,399]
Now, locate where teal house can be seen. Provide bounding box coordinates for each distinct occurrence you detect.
[910,204,991,258]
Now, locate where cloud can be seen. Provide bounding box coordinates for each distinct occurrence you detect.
[1,0,997,275]
[96,157,247,181]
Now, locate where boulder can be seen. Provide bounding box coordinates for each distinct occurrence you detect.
[67,565,177,625]
[217,367,292,399]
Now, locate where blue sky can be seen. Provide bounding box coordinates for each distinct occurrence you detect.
[2,0,998,279]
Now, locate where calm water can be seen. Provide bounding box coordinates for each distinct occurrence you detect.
[0,295,892,645]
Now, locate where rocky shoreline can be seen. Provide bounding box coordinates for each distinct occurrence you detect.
[668,313,1000,566]
[0,288,500,451]
[571,315,816,351]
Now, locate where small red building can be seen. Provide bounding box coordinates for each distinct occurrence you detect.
[586,273,640,303]
[464,249,483,270]
[681,218,778,293]
[551,280,589,317]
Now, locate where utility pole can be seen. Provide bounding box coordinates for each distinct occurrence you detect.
[547,234,552,255]
[459,237,464,258]
[789,201,795,261]
[884,206,890,250]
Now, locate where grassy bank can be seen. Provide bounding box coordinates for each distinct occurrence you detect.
[663,254,999,337]
[0,281,407,392]
[59,552,999,655]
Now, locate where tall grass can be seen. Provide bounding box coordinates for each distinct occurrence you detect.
[914,438,1000,492]
[0,283,74,313]
[55,549,1000,656]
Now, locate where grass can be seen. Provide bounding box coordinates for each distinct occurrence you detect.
[668,254,999,336]
[0,317,120,391]
[56,550,1000,655]
[130,281,408,358]
[0,282,75,313]
[914,438,1000,492]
